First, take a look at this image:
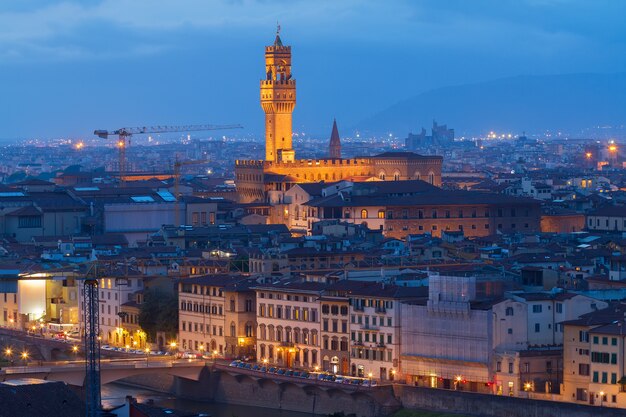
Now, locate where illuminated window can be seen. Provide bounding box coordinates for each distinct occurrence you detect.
[378,210,385,219]
[361,209,368,219]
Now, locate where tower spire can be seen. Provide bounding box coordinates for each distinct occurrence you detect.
[329,118,341,159]
[274,22,283,47]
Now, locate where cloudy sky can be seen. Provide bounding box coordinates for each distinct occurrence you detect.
[0,0,624,139]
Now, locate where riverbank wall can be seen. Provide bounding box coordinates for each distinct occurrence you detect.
[393,384,626,417]
[113,366,626,417]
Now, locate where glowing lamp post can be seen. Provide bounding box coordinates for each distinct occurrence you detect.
[600,391,605,407]
[145,347,151,364]
[368,372,373,386]
[5,348,13,365]
[169,341,177,357]
[21,351,28,365]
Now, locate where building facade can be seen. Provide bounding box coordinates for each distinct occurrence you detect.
[254,282,324,368]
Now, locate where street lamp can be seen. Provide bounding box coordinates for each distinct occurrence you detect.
[600,391,605,407]
[199,345,205,358]
[368,372,373,386]
[4,348,13,365]
[391,369,396,381]
[21,351,28,365]
[72,345,79,359]
[455,375,462,390]
[169,341,177,357]
[145,347,151,365]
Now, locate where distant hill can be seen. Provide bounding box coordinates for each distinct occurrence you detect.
[357,73,626,136]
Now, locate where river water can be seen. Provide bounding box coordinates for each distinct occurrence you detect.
[102,383,319,417]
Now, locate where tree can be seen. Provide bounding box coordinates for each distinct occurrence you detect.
[138,288,178,342]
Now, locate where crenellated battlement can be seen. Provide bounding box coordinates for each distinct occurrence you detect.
[260,79,296,87]
[266,45,291,52]
[268,158,372,167]
[236,158,375,169]
[235,160,265,167]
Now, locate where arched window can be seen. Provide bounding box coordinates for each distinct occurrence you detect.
[429,172,435,184]
[414,172,421,180]
[230,322,236,337]
[230,297,235,312]
[393,171,400,181]
[505,307,514,316]
[379,171,386,180]
[361,209,368,219]
[378,210,385,219]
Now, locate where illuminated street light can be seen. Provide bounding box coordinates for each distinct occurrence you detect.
[21,351,28,365]
[455,375,462,390]
[4,348,13,365]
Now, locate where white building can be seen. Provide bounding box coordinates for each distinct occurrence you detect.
[253,282,325,368]
[327,280,422,381]
[78,270,144,347]
[178,275,247,356]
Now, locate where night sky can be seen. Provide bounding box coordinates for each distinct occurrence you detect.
[0,0,624,139]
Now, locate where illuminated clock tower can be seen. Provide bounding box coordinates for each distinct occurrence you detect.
[261,28,296,162]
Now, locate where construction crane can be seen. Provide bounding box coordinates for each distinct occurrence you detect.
[82,263,101,417]
[94,124,243,186]
[173,158,210,225]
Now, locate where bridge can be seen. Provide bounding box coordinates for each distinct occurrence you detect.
[0,358,206,386]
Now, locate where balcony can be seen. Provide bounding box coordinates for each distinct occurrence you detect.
[360,324,379,331]
[375,307,387,314]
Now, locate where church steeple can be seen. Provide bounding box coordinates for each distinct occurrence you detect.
[329,119,341,159]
